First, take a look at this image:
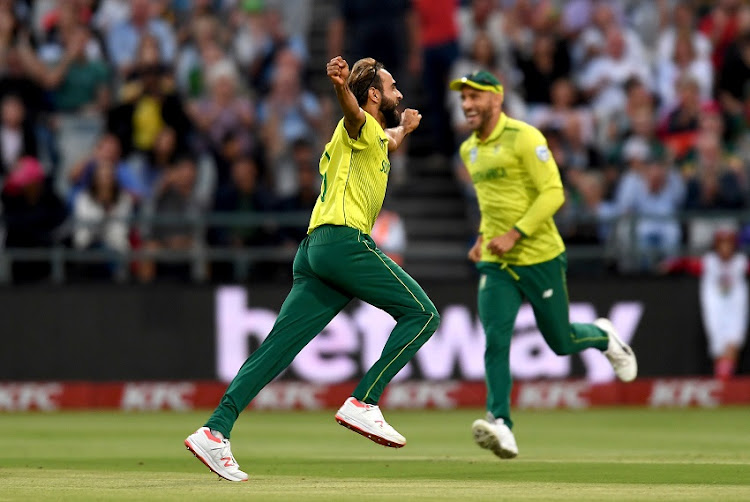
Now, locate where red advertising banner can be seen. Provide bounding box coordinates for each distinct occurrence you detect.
[1,378,749,412]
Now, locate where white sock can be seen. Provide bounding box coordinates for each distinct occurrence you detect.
[211,429,225,440]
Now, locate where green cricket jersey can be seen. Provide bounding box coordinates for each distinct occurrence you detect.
[459,113,565,265]
[308,111,391,235]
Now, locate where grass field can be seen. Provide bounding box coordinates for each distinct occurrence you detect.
[1,407,749,501]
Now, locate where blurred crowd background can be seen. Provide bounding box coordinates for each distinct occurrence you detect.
[1,0,750,284]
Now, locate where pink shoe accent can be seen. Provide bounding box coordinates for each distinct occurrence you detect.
[348,397,368,408]
[202,428,222,443]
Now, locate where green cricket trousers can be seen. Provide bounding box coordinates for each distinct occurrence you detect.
[477,253,608,429]
[206,225,440,438]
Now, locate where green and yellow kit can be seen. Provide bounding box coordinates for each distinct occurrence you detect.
[205,111,438,439]
[309,112,391,235]
[459,113,608,428]
[459,112,565,265]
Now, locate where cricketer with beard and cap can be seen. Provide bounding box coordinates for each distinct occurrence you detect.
[451,70,638,460]
[184,57,441,482]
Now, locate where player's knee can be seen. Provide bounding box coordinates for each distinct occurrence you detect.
[547,338,575,356]
[424,304,440,332]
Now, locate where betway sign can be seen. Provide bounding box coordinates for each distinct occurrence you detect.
[215,287,643,384]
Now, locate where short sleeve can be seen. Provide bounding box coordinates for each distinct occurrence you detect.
[336,112,377,152]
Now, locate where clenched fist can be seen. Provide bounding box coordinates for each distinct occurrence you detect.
[327,56,349,86]
[400,108,422,134]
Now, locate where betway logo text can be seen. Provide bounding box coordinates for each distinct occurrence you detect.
[215,287,643,384]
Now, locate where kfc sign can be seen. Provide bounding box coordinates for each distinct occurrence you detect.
[0,383,62,411]
[649,380,722,407]
[215,287,643,384]
[120,382,195,411]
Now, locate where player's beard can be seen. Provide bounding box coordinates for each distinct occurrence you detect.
[475,105,494,132]
[381,95,401,129]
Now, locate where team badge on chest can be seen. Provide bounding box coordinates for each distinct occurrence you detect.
[470,146,478,164]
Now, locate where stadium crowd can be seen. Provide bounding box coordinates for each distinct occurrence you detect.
[1,0,750,282]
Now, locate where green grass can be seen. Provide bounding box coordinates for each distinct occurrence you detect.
[1,408,750,501]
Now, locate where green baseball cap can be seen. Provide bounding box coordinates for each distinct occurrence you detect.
[449,70,503,93]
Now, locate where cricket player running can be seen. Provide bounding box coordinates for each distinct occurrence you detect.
[450,71,637,459]
[185,57,440,481]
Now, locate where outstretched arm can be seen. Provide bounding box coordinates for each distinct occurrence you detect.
[386,108,422,152]
[327,56,365,139]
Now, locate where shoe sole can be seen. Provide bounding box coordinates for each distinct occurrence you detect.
[472,421,517,459]
[335,414,406,448]
[184,437,248,482]
[596,318,638,382]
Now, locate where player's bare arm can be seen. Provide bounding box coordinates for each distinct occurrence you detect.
[386,108,422,152]
[486,229,522,257]
[327,56,365,139]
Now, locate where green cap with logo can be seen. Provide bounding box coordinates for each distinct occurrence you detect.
[449,70,503,94]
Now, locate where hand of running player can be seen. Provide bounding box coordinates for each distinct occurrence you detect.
[327,56,349,87]
[468,235,483,263]
[400,108,422,134]
[486,229,521,257]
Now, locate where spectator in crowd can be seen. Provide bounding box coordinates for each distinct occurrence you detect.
[21,24,110,114]
[68,133,143,204]
[1,156,66,282]
[516,33,571,106]
[36,1,105,65]
[138,155,206,283]
[18,22,110,189]
[656,32,713,113]
[458,0,511,70]
[683,132,746,212]
[656,1,712,65]
[244,6,308,95]
[528,78,593,146]
[210,155,276,280]
[663,228,748,380]
[0,45,48,124]
[272,136,317,200]
[327,0,418,82]
[578,25,652,119]
[717,32,750,127]
[277,141,321,243]
[0,94,37,177]
[660,75,704,159]
[188,59,255,175]
[106,0,176,75]
[412,0,460,156]
[258,58,323,174]
[600,151,686,272]
[137,126,177,198]
[682,131,746,250]
[556,170,605,245]
[699,0,742,71]
[72,160,134,279]
[175,13,224,98]
[556,114,603,174]
[212,156,275,248]
[108,34,191,155]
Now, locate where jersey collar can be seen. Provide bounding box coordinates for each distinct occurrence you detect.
[475,112,507,144]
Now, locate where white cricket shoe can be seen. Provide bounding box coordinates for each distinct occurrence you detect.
[335,397,406,448]
[184,427,248,482]
[596,317,638,382]
[472,412,518,459]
